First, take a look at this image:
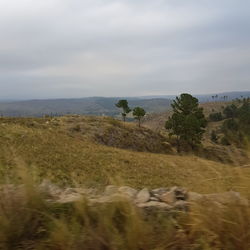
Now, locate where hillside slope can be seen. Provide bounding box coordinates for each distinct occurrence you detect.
[0,116,249,195]
[142,101,229,131]
[142,101,250,165]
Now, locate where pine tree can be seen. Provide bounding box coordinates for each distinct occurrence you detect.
[115,100,131,122]
[165,93,207,150]
[133,107,146,127]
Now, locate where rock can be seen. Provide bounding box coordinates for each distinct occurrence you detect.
[73,187,96,196]
[174,200,189,211]
[90,193,132,204]
[160,189,176,204]
[118,186,138,199]
[188,192,203,202]
[104,185,118,196]
[39,180,62,197]
[135,188,150,203]
[62,187,95,198]
[63,188,78,195]
[57,193,83,203]
[149,197,159,202]
[174,187,188,200]
[151,188,169,196]
[6,182,247,214]
[137,201,173,210]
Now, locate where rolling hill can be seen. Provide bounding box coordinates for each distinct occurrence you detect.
[0,91,249,117]
[0,114,249,250]
[0,97,172,117]
[0,115,249,191]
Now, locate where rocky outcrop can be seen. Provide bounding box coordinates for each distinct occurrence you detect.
[38,181,249,212]
[1,181,248,213]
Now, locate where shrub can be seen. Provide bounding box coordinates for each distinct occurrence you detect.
[209,112,223,122]
[223,104,238,118]
[222,119,239,132]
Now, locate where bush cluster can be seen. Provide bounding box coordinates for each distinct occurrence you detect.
[219,99,250,146]
[209,112,223,122]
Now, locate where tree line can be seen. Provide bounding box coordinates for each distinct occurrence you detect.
[116,94,250,151]
[209,98,250,146]
[116,94,207,151]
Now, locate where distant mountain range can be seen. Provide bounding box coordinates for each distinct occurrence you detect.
[139,91,250,101]
[0,97,172,117]
[0,91,249,117]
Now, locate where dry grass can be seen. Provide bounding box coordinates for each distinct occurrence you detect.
[0,171,249,250]
[0,116,250,249]
[0,116,249,194]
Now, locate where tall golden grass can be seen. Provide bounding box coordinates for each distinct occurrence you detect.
[0,117,249,249]
[0,168,249,250]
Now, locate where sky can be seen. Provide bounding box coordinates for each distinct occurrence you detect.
[0,0,250,99]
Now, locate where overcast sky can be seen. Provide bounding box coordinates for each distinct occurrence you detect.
[0,0,250,99]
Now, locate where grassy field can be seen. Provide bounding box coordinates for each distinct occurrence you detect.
[0,116,249,195]
[0,115,250,249]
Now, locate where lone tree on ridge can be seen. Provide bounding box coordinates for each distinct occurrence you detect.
[165,93,207,151]
[133,107,146,127]
[115,99,131,122]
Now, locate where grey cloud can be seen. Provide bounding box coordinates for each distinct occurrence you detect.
[0,0,249,99]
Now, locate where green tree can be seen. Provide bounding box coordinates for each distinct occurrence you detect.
[133,107,146,127]
[165,93,207,151]
[237,100,250,135]
[223,104,238,119]
[209,112,223,121]
[220,99,250,146]
[115,100,131,122]
[222,119,239,132]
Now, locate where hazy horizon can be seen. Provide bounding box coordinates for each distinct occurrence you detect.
[1,0,250,99]
[0,90,249,102]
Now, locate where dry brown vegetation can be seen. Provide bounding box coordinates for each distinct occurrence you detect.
[0,115,249,192]
[0,169,249,250]
[0,115,250,249]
